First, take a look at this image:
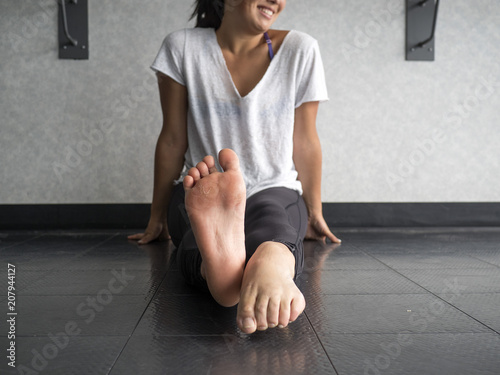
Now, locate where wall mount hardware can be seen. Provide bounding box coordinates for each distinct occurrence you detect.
[406,0,440,61]
[58,0,88,59]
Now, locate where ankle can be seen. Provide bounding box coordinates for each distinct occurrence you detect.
[251,242,295,278]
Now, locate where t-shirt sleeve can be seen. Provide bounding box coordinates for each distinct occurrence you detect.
[150,29,186,86]
[295,40,329,108]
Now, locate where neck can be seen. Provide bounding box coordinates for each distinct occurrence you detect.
[216,19,267,56]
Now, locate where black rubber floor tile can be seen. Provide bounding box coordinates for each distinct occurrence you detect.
[0,235,119,271]
[398,268,500,294]
[133,293,310,336]
[305,294,490,334]
[0,233,41,251]
[60,251,171,271]
[0,233,115,254]
[437,293,500,333]
[338,228,500,241]
[353,229,500,255]
[333,228,432,242]
[10,295,149,336]
[1,252,89,271]
[134,294,240,335]
[321,253,389,271]
[157,269,200,295]
[437,242,500,253]
[300,269,427,295]
[89,235,173,254]
[303,243,389,272]
[320,333,500,375]
[0,335,127,375]
[0,269,51,296]
[470,252,500,268]
[17,269,163,297]
[363,242,500,255]
[110,329,334,375]
[370,253,496,270]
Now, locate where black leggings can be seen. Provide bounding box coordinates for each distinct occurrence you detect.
[167,184,308,292]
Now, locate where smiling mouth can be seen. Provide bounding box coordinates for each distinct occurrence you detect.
[258,6,274,17]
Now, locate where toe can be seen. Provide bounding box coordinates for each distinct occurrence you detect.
[202,155,217,173]
[237,289,258,334]
[237,306,257,334]
[267,297,280,328]
[255,296,270,331]
[188,166,201,182]
[218,148,240,172]
[289,294,306,323]
[196,161,209,177]
[183,175,194,190]
[278,298,291,328]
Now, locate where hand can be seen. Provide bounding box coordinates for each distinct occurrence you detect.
[128,218,170,245]
[305,213,341,243]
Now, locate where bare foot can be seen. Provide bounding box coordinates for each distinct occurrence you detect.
[183,149,247,307]
[237,242,306,334]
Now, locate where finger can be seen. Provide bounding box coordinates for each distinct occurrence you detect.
[314,220,341,244]
[127,233,144,241]
[305,225,326,242]
[138,233,156,245]
[324,228,341,243]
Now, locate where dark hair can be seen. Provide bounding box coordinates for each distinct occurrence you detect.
[191,0,225,29]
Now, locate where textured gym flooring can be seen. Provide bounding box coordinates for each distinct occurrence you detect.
[1,228,499,374]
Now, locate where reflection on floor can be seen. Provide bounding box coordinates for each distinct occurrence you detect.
[1,228,499,375]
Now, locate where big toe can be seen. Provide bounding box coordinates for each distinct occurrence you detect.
[218,148,240,172]
[237,303,258,334]
[240,316,257,334]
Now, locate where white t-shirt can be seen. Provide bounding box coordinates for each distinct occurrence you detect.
[151,28,328,198]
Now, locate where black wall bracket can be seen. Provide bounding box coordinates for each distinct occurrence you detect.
[58,0,88,59]
[406,0,440,61]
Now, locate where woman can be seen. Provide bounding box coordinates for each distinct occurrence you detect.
[129,0,341,334]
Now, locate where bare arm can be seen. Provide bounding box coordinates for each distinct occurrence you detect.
[128,73,188,244]
[293,101,341,243]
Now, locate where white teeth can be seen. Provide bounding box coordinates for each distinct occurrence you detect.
[258,7,273,16]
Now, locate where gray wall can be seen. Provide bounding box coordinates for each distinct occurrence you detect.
[1,0,499,204]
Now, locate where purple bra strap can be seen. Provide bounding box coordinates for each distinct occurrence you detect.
[264,32,274,60]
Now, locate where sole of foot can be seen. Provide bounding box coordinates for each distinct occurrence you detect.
[183,149,247,307]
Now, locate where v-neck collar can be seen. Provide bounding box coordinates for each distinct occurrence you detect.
[212,29,292,99]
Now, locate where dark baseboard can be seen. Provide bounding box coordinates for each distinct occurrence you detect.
[0,204,150,230]
[0,203,499,230]
[323,203,500,228]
